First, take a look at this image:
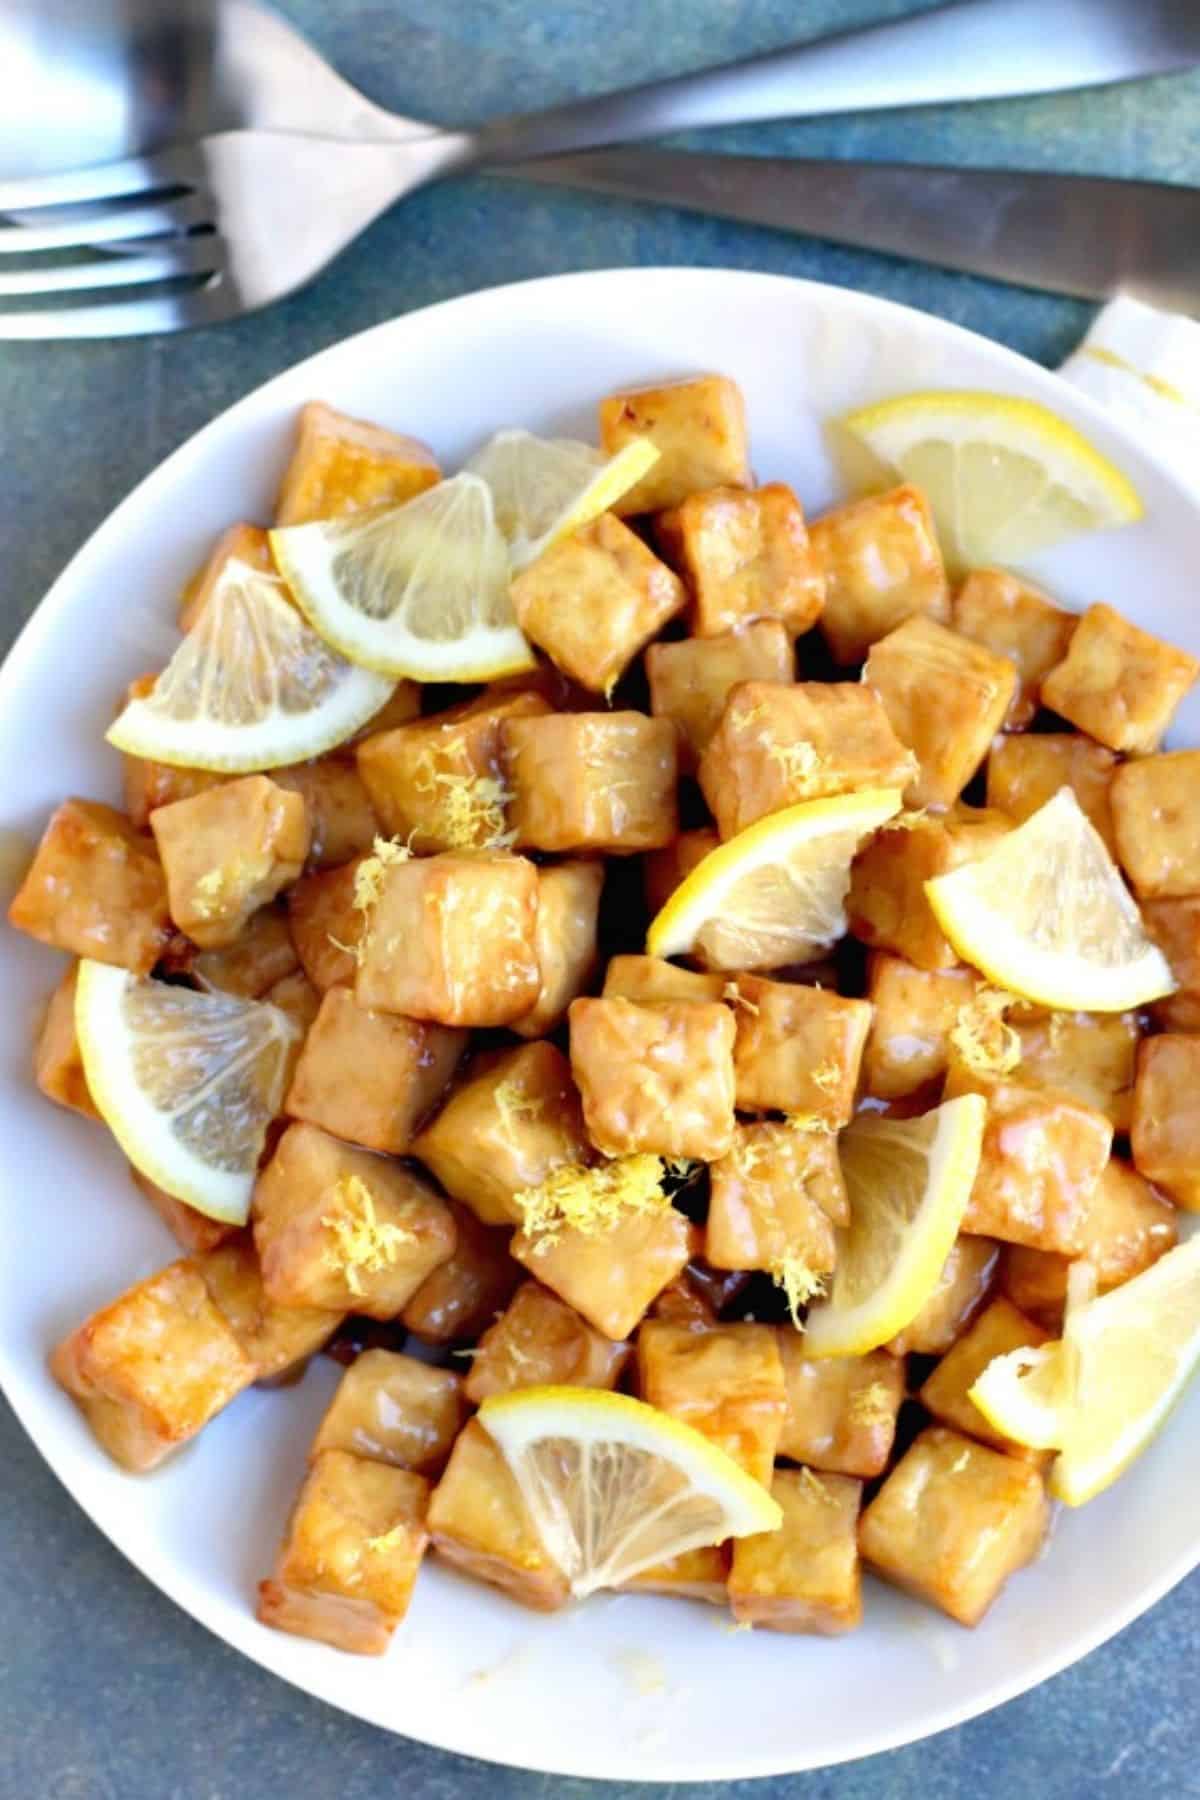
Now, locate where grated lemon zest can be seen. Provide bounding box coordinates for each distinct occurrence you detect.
[730,701,769,733]
[770,1255,828,1329]
[884,808,930,833]
[799,1465,837,1506]
[192,867,228,919]
[810,1060,841,1094]
[327,930,364,964]
[723,981,759,1015]
[784,1111,834,1137]
[514,1154,669,1253]
[494,1075,545,1135]
[353,835,413,915]
[415,750,514,850]
[322,1174,415,1298]
[722,1618,754,1635]
[950,985,1022,1078]
[365,1526,408,1554]
[848,1380,894,1427]
[663,1155,699,1180]
[950,1449,972,1475]
[767,739,824,789]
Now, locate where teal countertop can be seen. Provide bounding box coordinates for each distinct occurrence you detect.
[3,4,1199,1795]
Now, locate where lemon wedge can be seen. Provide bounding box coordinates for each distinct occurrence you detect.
[803,1096,987,1357]
[479,1386,782,1597]
[843,389,1143,569]
[926,787,1175,1013]
[270,473,535,682]
[645,789,903,971]
[75,959,298,1224]
[106,558,394,771]
[466,430,660,569]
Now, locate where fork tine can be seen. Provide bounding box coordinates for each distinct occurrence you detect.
[0,145,200,213]
[0,192,213,254]
[0,237,224,298]
[0,281,243,340]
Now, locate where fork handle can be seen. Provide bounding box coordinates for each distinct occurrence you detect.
[468,0,1200,165]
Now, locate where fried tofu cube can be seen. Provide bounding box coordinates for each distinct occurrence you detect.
[10,798,169,973]
[1041,601,1198,754]
[865,617,1017,808]
[428,1418,568,1610]
[986,732,1117,855]
[274,401,440,525]
[513,860,604,1039]
[399,1201,522,1344]
[1001,1156,1177,1324]
[412,1041,591,1227]
[621,1545,731,1606]
[346,681,422,744]
[512,513,685,693]
[49,1261,253,1470]
[887,1234,999,1356]
[952,568,1077,730]
[1143,896,1200,1031]
[862,953,978,1101]
[1131,1035,1200,1209]
[707,1123,846,1280]
[503,712,678,854]
[919,1298,1050,1463]
[128,1164,236,1255]
[847,807,1011,970]
[643,827,719,915]
[271,758,380,870]
[463,1279,630,1402]
[150,776,309,950]
[655,483,825,638]
[356,851,540,1026]
[775,1337,904,1477]
[1112,752,1200,899]
[286,855,364,991]
[512,1207,691,1341]
[731,977,871,1123]
[190,904,299,998]
[257,1450,429,1653]
[598,375,751,514]
[355,692,547,853]
[569,997,737,1160]
[1009,1010,1140,1132]
[285,987,465,1155]
[729,1468,862,1633]
[601,954,726,1005]
[637,1320,786,1487]
[958,1080,1112,1252]
[859,1427,1048,1626]
[253,1122,456,1317]
[810,484,950,666]
[263,967,321,1036]
[194,1235,342,1381]
[178,521,274,633]
[33,962,97,1118]
[646,620,793,769]
[120,676,228,826]
[698,681,916,840]
[311,1349,466,1474]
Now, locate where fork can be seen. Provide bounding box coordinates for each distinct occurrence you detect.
[3,0,1199,338]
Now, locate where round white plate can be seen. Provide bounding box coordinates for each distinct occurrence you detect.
[2,269,1199,1783]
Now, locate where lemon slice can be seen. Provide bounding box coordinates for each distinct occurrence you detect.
[270,473,535,682]
[645,789,903,971]
[466,430,660,569]
[75,959,298,1224]
[106,559,394,771]
[926,787,1174,1013]
[479,1386,782,1597]
[803,1096,987,1357]
[843,390,1143,569]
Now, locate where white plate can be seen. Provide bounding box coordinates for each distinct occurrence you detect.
[2,268,1199,1783]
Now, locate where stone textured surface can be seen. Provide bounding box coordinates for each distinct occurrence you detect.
[2,2,1200,1795]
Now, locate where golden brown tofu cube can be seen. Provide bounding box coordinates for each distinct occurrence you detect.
[638,1320,786,1487]
[10,798,169,973]
[729,1468,863,1634]
[412,1041,591,1227]
[646,620,793,770]
[191,904,299,998]
[1009,1009,1140,1132]
[707,1123,846,1279]
[656,483,825,638]
[264,967,322,1035]
[311,1349,466,1474]
[952,568,1076,730]
[463,1279,630,1403]
[178,521,275,633]
[512,860,604,1039]
[428,1417,569,1610]
[253,1122,456,1317]
[285,987,465,1155]
[512,1206,691,1341]
[271,758,380,871]
[865,617,1017,808]
[355,692,547,853]
[274,401,440,525]
[151,776,309,950]
[1131,1035,1200,1210]
[848,808,1011,970]
[643,827,719,915]
[731,977,871,1123]
[345,680,422,744]
[503,712,678,854]
[887,1234,999,1356]
[356,852,539,1027]
[569,997,737,1160]
[120,676,228,827]
[776,1336,903,1477]
[33,962,97,1119]
[512,513,685,694]
[1001,1156,1177,1324]
[698,681,915,840]
[601,954,726,1005]
[810,484,950,666]
[1112,752,1200,899]
[598,375,751,514]
[400,1201,522,1344]
[1041,601,1198,754]
[129,1164,236,1255]
[1144,897,1200,1031]
[621,1545,730,1606]
[286,855,365,991]
[862,953,978,1101]
[257,1450,429,1653]
[957,1080,1112,1252]
[195,1235,342,1382]
[49,1261,253,1471]
[859,1426,1048,1627]
[919,1297,1050,1463]
[986,732,1117,855]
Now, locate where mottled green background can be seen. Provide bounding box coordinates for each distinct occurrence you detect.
[3,4,1200,1796]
